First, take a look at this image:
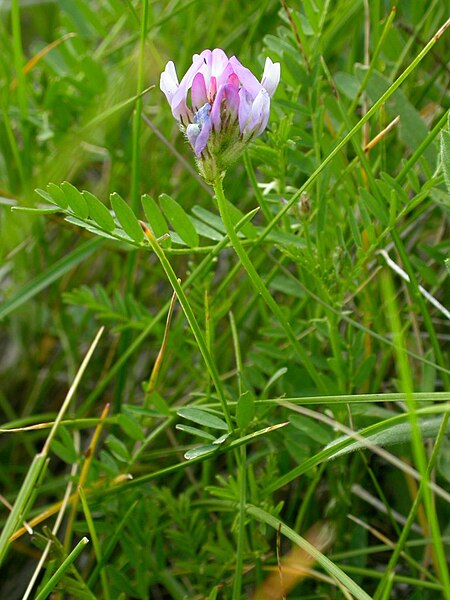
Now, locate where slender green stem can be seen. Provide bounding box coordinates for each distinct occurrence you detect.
[229,311,246,599]
[78,487,110,600]
[246,504,371,600]
[396,108,448,185]
[11,0,30,180]
[87,500,139,588]
[347,6,397,117]
[381,271,450,596]
[130,0,148,211]
[375,413,450,598]
[390,228,449,387]
[213,176,328,394]
[142,225,233,432]
[232,444,247,600]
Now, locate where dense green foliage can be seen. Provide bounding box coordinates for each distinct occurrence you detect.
[0,1,449,598]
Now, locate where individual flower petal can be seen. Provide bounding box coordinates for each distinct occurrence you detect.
[229,56,262,98]
[237,87,253,133]
[188,103,212,155]
[242,89,270,138]
[191,73,208,111]
[194,117,211,155]
[210,48,229,78]
[193,49,212,64]
[160,61,179,103]
[261,57,280,97]
[224,84,240,118]
[171,51,209,110]
[216,61,234,89]
[252,90,271,137]
[194,102,211,125]
[210,84,239,131]
[173,101,191,122]
[227,73,239,90]
[160,60,191,121]
[186,123,201,148]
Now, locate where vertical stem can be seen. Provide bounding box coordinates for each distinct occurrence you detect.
[11,0,30,180]
[229,311,246,599]
[232,444,246,600]
[117,0,149,415]
[381,270,450,595]
[141,224,234,432]
[213,176,328,394]
[131,0,149,211]
[375,413,450,598]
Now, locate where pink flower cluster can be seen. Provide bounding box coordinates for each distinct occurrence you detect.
[160,48,280,181]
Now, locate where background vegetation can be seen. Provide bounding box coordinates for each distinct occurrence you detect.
[0,0,449,598]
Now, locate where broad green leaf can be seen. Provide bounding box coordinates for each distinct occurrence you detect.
[262,368,288,396]
[49,427,78,466]
[110,192,144,243]
[35,187,57,205]
[141,193,168,238]
[326,416,445,459]
[334,72,360,100]
[11,206,61,214]
[159,193,199,248]
[105,434,130,462]
[213,433,229,445]
[121,404,160,418]
[236,392,255,430]
[437,436,450,483]
[175,424,216,441]
[61,181,88,218]
[441,129,450,192]
[144,391,171,416]
[51,439,78,464]
[193,204,259,240]
[65,216,119,241]
[47,183,69,208]
[290,415,333,445]
[347,205,363,248]
[189,216,224,241]
[192,206,226,234]
[82,191,115,231]
[99,450,119,475]
[184,444,218,460]
[117,414,145,441]
[354,355,377,387]
[176,407,228,430]
[224,200,258,239]
[359,188,389,226]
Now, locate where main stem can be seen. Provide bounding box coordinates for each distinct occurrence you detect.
[142,224,234,433]
[213,176,327,394]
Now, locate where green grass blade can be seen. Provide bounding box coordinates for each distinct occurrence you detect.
[35,537,89,600]
[0,238,102,321]
[246,504,373,600]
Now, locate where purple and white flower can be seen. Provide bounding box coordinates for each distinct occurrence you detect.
[160,49,280,182]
